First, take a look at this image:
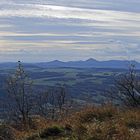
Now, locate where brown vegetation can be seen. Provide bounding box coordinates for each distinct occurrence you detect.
[0,104,139,140]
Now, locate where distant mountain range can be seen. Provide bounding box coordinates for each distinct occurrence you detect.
[0,59,140,69]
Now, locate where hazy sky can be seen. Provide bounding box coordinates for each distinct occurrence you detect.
[0,0,140,62]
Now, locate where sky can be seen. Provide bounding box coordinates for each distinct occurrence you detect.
[0,0,140,62]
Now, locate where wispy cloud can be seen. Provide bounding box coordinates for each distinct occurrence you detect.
[0,0,140,62]
[0,4,140,22]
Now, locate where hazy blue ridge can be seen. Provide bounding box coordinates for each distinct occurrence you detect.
[0,59,139,69]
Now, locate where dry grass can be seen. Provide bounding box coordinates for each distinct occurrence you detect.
[1,104,140,140]
[64,104,140,140]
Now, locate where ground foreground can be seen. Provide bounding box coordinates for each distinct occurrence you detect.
[0,104,140,140]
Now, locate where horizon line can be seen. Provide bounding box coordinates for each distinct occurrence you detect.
[0,58,138,64]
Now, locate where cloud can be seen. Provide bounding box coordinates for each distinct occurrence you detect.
[0,3,140,22]
[0,1,140,62]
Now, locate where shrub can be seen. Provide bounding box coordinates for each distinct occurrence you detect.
[65,124,73,135]
[78,104,117,123]
[40,125,65,138]
[74,124,87,140]
[121,110,140,129]
[87,121,131,140]
[26,134,40,140]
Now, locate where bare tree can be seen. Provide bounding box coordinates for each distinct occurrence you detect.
[49,89,56,120]
[6,61,34,127]
[36,85,73,120]
[37,89,56,120]
[56,85,73,118]
[57,86,66,115]
[111,64,140,107]
[36,90,50,118]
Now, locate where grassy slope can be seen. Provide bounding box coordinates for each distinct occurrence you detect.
[1,104,139,140]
